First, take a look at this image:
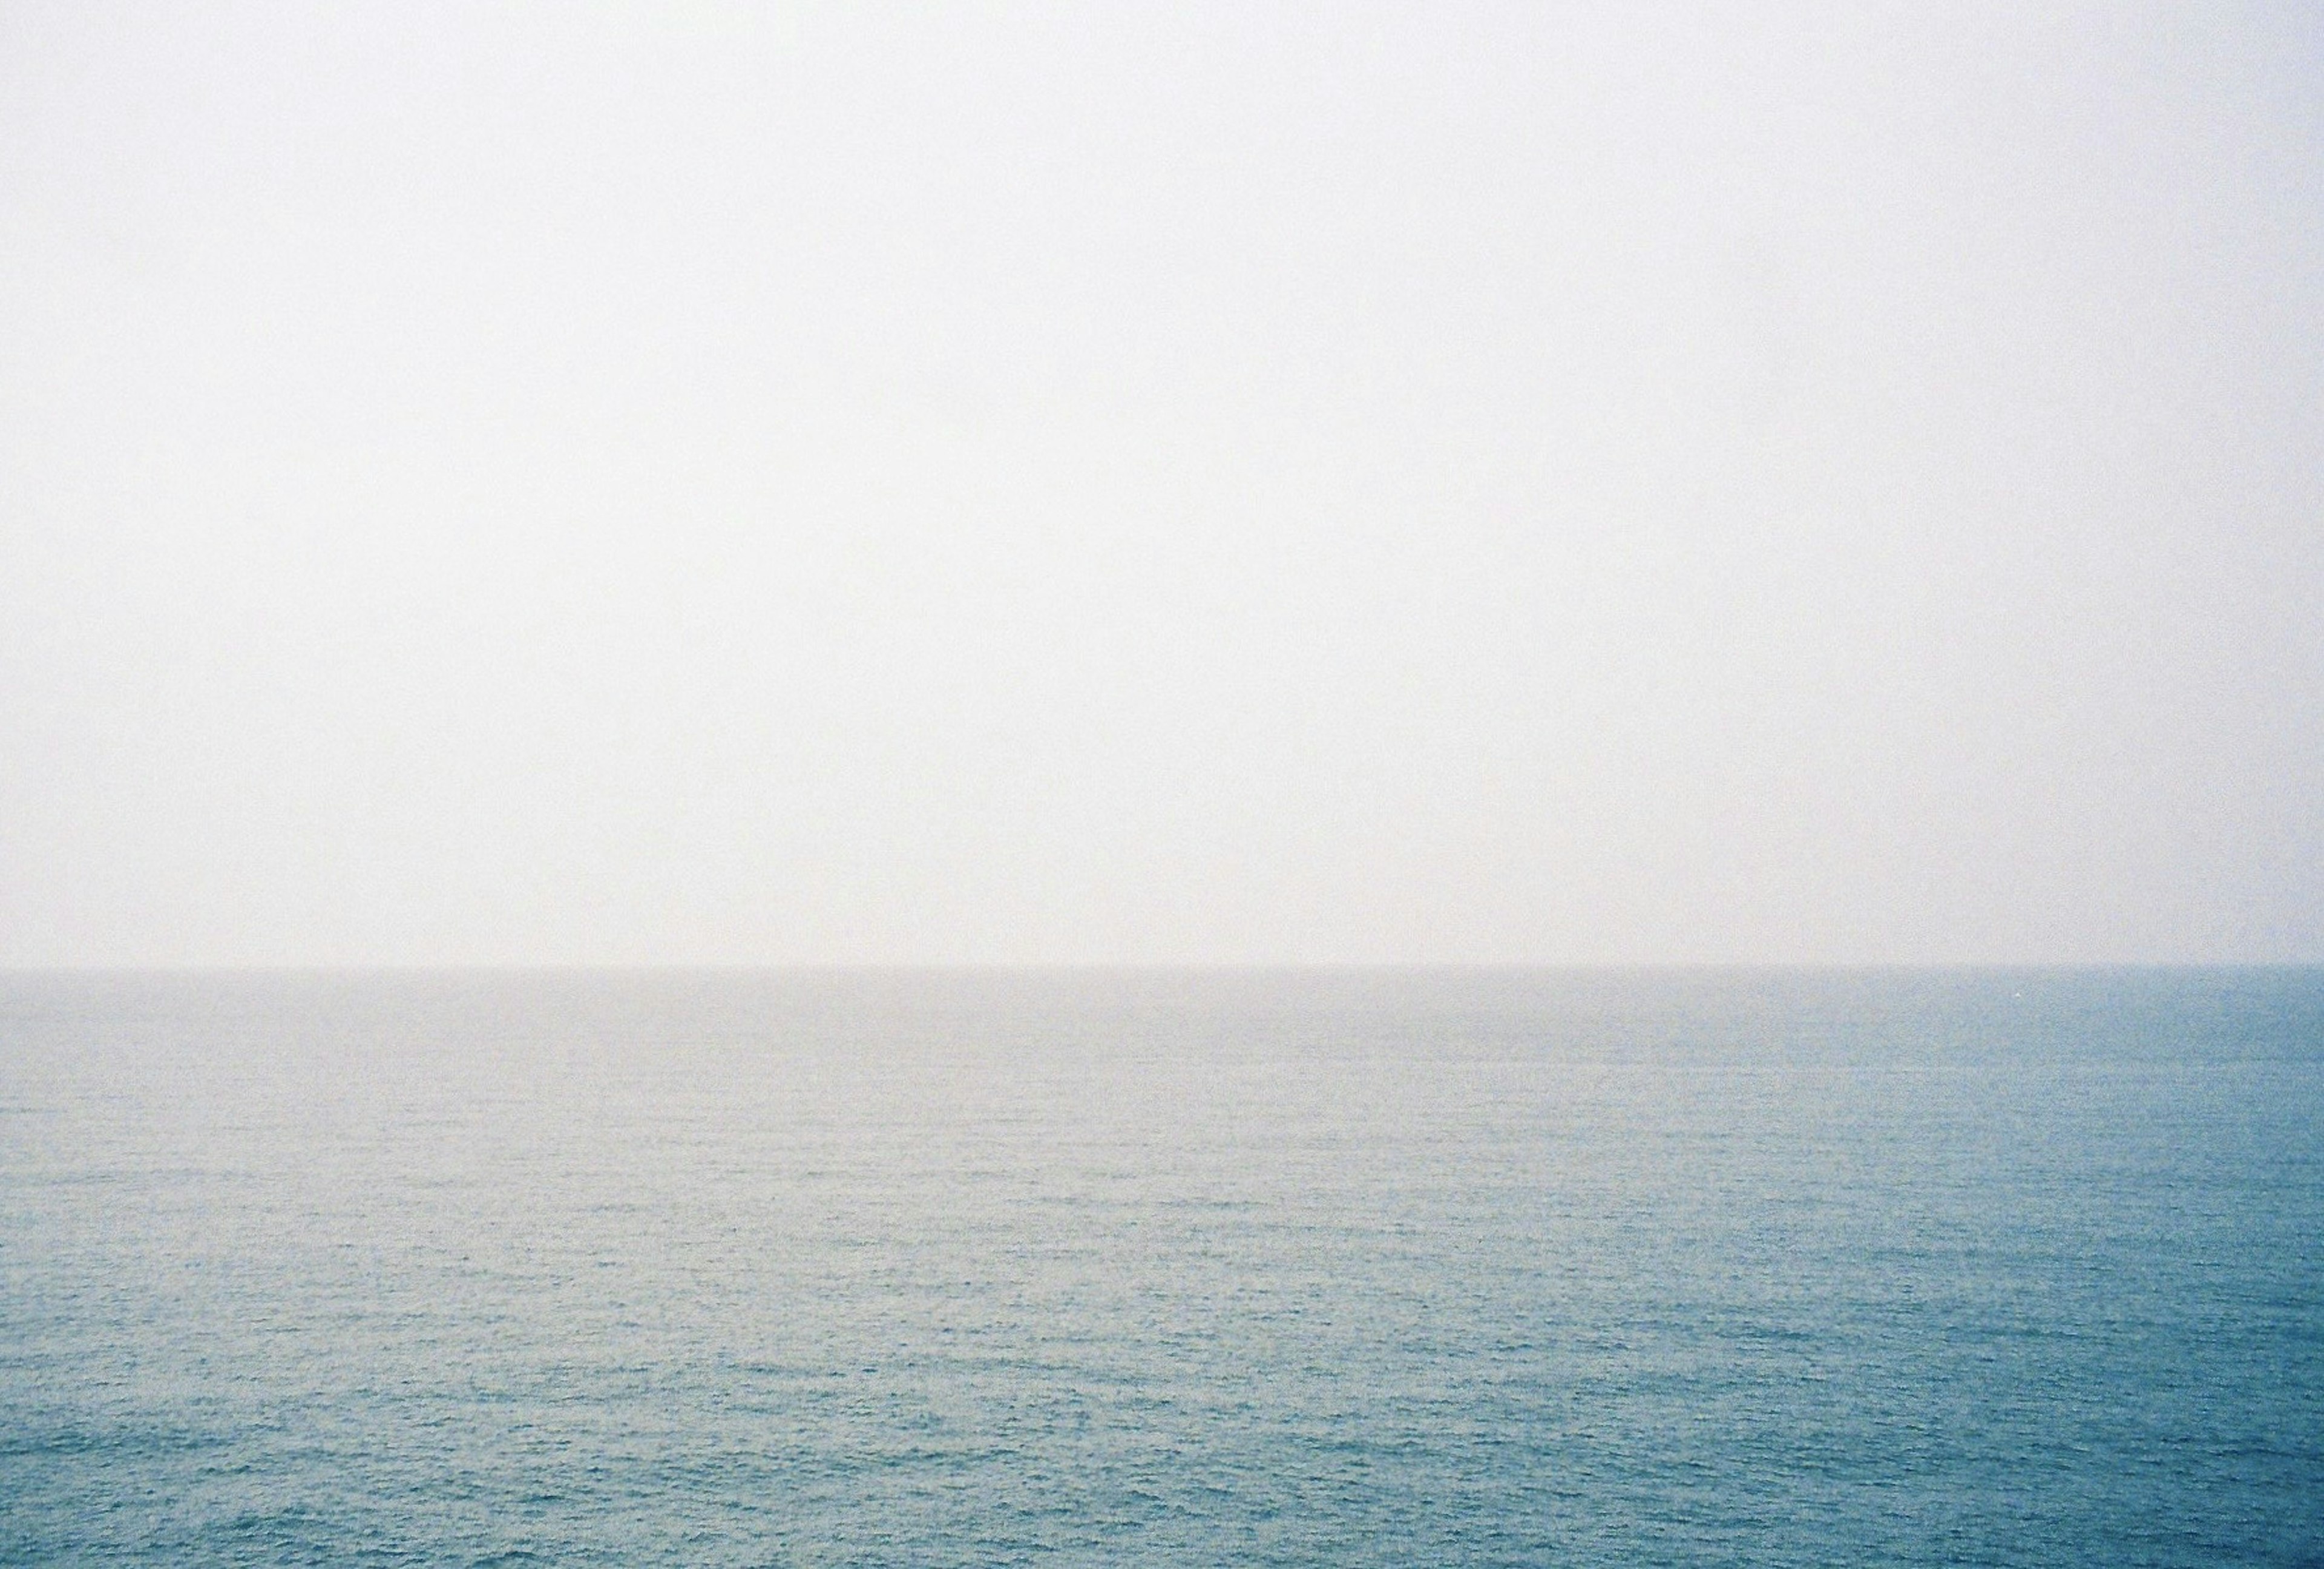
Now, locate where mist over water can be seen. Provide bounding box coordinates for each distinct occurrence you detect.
[3,969,2318,1565]
[7,6,2319,1558]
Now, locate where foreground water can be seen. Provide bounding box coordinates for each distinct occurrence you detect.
[1,969,2318,1566]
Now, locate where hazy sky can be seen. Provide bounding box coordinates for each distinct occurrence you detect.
[2,2,2319,965]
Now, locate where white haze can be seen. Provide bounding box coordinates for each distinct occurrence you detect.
[1,2,2319,965]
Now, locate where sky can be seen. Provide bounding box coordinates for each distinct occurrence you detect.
[1,1,2319,966]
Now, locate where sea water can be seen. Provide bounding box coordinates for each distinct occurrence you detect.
[1,968,2317,1566]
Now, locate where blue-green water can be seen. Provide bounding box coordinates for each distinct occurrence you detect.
[2,969,2318,1566]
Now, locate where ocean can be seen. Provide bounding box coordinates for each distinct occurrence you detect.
[1,968,2317,1565]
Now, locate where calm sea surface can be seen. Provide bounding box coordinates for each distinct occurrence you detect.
[2,969,2318,1566]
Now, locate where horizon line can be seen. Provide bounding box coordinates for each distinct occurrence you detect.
[4,959,2319,976]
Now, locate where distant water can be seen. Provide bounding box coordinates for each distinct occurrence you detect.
[2,969,2319,1567]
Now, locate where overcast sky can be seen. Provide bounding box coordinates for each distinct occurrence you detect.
[2,1,2319,965]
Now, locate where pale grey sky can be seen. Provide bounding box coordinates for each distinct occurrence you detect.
[2,1,2319,965]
